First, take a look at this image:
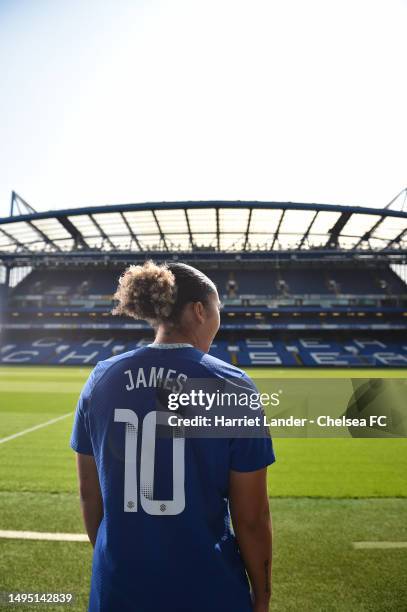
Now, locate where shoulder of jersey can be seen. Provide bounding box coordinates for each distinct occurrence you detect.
[97,346,150,370]
[89,347,145,385]
[78,348,156,401]
[199,351,246,380]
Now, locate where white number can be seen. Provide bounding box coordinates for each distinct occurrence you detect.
[114,409,139,512]
[114,410,185,515]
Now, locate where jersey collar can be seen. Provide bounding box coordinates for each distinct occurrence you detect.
[147,343,194,349]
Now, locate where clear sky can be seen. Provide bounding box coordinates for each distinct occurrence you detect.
[0,0,406,217]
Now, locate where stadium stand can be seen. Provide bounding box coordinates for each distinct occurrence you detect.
[1,332,406,367]
[10,265,407,300]
[1,198,406,367]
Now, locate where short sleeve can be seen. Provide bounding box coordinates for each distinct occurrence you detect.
[70,364,101,455]
[229,373,276,472]
[229,435,275,472]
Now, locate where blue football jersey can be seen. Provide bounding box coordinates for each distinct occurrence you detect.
[70,344,276,612]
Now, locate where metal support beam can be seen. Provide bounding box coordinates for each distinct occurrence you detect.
[353,216,385,249]
[151,210,168,251]
[28,221,61,251]
[90,214,116,249]
[0,226,27,251]
[4,265,11,288]
[58,216,90,249]
[271,209,285,250]
[184,209,194,249]
[243,208,253,251]
[384,187,407,211]
[1,248,406,267]
[299,210,318,249]
[385,227,407,249]
[120,212,143,251]
[10,191,37,217]
[325,211,352,248]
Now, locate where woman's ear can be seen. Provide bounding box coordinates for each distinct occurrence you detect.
[192,301,205,324]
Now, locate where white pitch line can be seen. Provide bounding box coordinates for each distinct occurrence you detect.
[353,542,407,549]
[0,412,73,445]
[0,530,88,542]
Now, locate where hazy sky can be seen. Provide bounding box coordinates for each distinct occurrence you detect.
[0,0,406,217]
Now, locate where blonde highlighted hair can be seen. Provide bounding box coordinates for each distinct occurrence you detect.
[112,260,216,326]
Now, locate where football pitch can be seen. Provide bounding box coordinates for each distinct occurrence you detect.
[0,366,406,611]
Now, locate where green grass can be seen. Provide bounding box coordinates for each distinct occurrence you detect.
[0,365,406,610]
[0,494,406,611]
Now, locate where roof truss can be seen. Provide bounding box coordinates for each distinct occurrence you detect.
[385,227,407,249]
[243,208,253,251]
[184,209,194,249]
[90,214,116,249]
[354,216,385,249]
[151,210,168,251]
[1,201,406,256]
[58,216,90,249]
[28,220,62,252]
[271,209,285,250]
[325,211,352,248]
[298,210,319,249]
[0,226,27,251]
[120,212,143,251]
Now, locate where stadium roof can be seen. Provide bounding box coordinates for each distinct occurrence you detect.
[1,197,406,256]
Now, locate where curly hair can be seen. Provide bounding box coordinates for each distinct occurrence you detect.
[111,260,177,323]
[111,260,216,326]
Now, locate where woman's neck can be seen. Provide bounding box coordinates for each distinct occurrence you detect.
[154,326,195,346]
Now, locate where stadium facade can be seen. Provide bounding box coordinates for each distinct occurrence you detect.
[0,194,406,367]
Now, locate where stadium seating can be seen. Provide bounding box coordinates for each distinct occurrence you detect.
[9,266,407,306]
[210,267,407,296]
[12,269,119,296]
[2,265,406,368]
[1,334,406,367]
